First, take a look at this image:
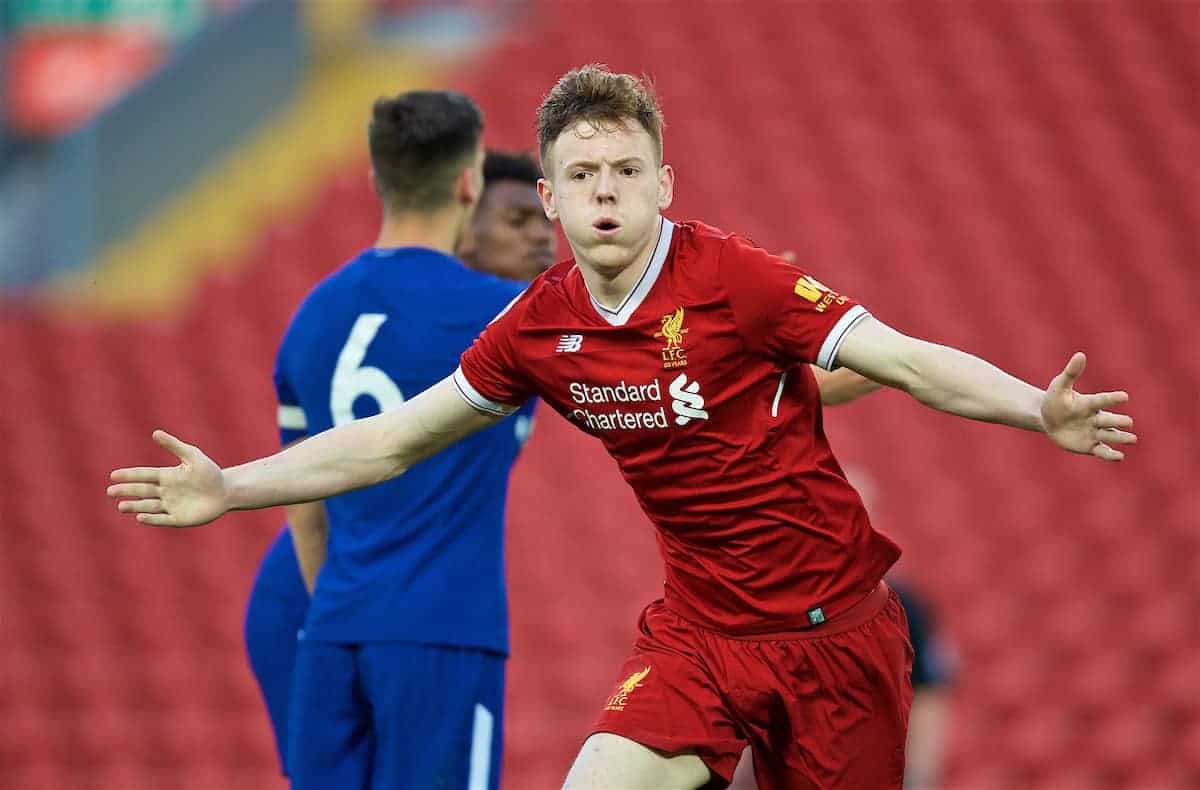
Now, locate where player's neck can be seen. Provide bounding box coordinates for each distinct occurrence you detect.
[575,219,662,310]
[374,206,466,256]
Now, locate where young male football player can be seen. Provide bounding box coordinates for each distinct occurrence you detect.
[110,65,1134,790]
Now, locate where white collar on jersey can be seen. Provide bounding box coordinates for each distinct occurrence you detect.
[583,217,675,327]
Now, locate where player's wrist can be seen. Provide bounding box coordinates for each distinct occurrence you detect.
[219,466,247,513]
[1034,389,1051,435]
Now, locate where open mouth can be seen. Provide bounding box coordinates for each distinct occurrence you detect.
[593,219,621,234]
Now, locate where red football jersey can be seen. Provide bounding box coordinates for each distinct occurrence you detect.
[456,219,901,635]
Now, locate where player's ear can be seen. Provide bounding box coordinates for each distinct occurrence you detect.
[537,177,558,221]
[656,164,674,211]
[457,165,482,207]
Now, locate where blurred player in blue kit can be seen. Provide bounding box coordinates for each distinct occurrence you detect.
[241,88,555,790]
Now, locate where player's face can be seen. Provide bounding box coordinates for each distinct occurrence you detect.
[539,120,673,275]
[461,180,557,281]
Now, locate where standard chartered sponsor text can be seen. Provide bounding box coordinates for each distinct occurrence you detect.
[569,379,669,431]
[569,379,661,404]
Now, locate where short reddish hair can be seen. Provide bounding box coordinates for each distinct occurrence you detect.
[536,64,664,169]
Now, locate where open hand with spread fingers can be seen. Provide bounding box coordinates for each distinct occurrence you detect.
[1040,353,1136,461]
[108,430,228,527]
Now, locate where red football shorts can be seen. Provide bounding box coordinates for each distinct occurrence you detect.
[591,582,914,789]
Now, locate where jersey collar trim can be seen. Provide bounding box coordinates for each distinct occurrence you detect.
[587,218,674,326]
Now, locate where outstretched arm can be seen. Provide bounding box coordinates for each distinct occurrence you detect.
[835,316,1135,461]
[108,376,502,527]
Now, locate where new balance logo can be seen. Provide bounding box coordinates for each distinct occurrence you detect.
[556,334,584,353]
[669,373,709,425]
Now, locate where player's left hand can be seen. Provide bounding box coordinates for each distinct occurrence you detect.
[1040,352,1136,462]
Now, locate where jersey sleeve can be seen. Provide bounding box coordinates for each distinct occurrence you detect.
[273,348,309,446]
[718,235,870,370]
[454,291,537,416]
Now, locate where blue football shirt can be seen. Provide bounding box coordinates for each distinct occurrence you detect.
[273,247,532,653]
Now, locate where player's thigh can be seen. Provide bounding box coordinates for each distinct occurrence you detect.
[287,640,373,790]
[584,602,747,783]
[362,642,505,790]
[243,588,305,772]
[563,733,711,790]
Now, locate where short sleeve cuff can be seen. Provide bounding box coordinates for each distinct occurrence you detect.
[816,305,870,370]
[278,405,308,431]
[453,366,519,417]
[278,404,309,446]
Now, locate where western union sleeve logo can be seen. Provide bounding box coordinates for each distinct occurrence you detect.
[794,275,847,313]
[794,275,831,302]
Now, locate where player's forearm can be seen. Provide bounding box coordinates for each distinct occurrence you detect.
[813,366,883,406]
[904,689,950,790]
[891,340,1045,431]
[224,411,409,511]
[223,378,497,512]
[288,504,329,595]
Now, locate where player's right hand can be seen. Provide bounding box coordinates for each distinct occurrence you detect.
[107,431,228,527]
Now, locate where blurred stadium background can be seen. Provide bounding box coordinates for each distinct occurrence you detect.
[1,1,1197,788]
